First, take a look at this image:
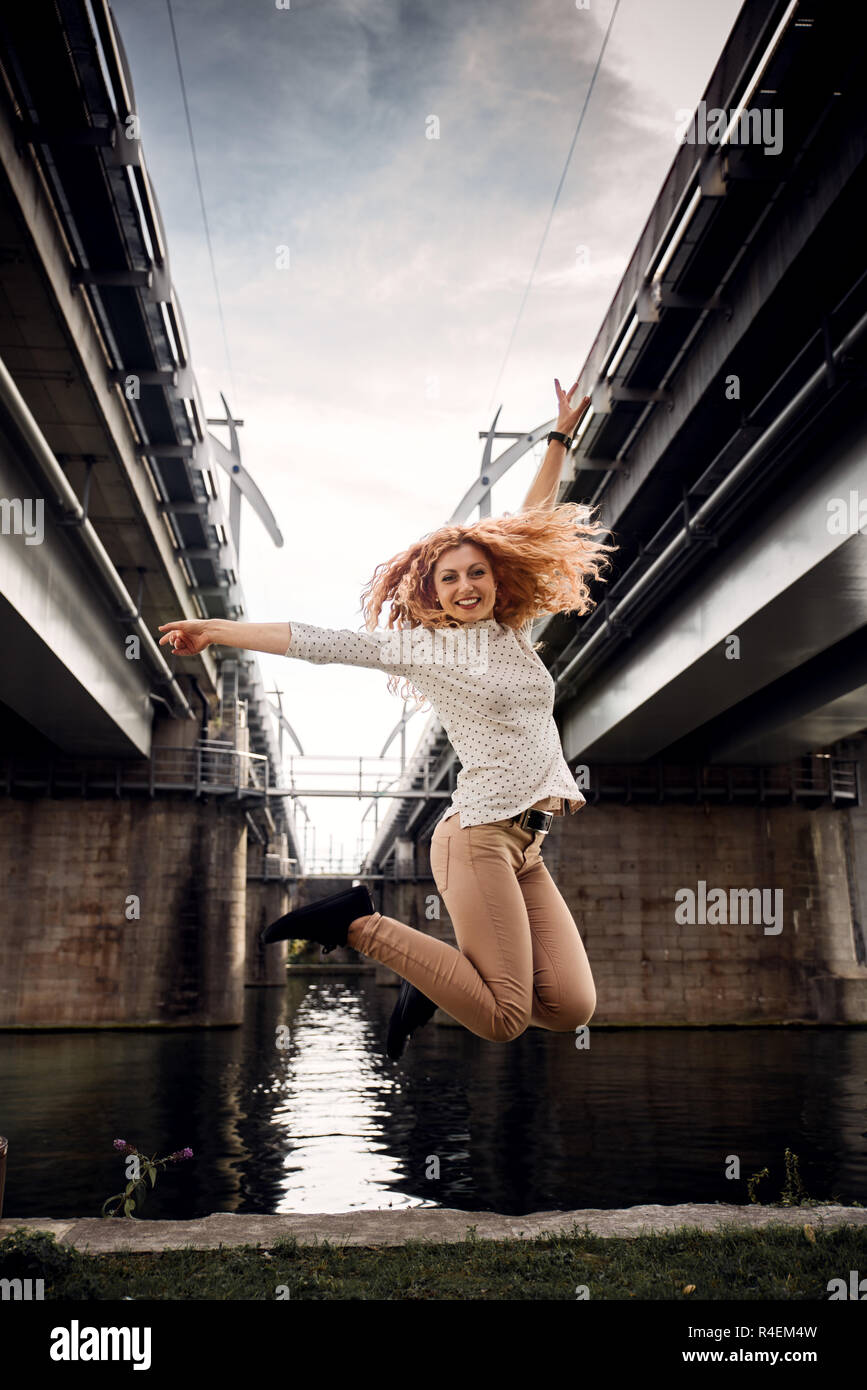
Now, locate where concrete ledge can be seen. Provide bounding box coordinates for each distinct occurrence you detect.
[285,963,375,974]
[1,1204,865,1252]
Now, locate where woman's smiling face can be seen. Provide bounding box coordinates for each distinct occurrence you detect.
[432,542,497,623]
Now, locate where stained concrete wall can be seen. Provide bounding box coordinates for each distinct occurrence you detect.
[0,798,247,1027]
[3,788,863,1030]
[373,803,867,1026]
[245,843,292,986]
[541,802,866,1025]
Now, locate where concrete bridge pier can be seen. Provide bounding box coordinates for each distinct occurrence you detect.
[372,836,420,990]
[245,840,293,987]
[539,744,867,1027]
[0,794,248,1028]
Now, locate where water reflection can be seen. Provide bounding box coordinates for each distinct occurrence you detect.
[267,981,435,1211]
[0,977,865,1219]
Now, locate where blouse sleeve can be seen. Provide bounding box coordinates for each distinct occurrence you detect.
[285,619,428,675]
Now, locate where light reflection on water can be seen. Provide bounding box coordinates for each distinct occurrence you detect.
[1,975,865,1219]
[268,982,435,1212]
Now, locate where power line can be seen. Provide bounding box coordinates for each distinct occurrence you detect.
[487,0,622,411]
[165,0,239,411]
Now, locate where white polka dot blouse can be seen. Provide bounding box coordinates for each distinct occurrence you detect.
[285,614,587,830]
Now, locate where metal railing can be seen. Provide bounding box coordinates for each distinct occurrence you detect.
[278,752,438,799]
[1,748,858,810]
[585,759,860,806]
[246,852,299,882]
[2,741,269,800]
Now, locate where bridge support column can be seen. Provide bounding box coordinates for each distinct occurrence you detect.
[373,837,418,989]
[0,797,247,1028]
[245,841,293,986]
[834,737,867,1018]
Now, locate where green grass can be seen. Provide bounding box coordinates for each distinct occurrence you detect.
[2,1223,866,1300]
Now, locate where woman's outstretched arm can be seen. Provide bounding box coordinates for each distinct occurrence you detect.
[158,618,290,656]
[157,616,430,674]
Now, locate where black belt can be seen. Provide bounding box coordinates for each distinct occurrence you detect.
[510,807,554,834]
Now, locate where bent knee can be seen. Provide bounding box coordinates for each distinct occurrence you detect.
[560,990,597,1031]
[576,991,597,1027]
[488,1010,530,1043]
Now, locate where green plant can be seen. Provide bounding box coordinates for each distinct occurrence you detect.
[0,1229,100,1297]
[0,1228,77,1281]
[747,1148,839,1207]
[101,1139,194,1218]
[780,1147,809,1206]
[747,1165,770,1204]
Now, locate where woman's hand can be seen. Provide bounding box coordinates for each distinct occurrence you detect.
[554,377,591,437]
[157,619,213,656]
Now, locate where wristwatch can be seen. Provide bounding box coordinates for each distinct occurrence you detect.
[547,430,572,449]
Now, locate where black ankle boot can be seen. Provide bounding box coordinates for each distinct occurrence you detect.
[386,978,438,1059]
[260,883,375,952]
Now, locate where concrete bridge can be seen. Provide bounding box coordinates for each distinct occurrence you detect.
[0,0,865,1029]
[0,0,298,1026]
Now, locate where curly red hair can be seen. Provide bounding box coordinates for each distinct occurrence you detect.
[357,502,617,708]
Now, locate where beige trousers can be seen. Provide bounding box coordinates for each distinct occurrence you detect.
[347,802,596,1042]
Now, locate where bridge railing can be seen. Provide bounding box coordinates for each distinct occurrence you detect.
[587,760,860,805]
[1,749,858,808]
[246,852,300,882]
[2,742,270,799]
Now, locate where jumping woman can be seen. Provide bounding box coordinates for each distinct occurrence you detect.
[158,379,616,1061]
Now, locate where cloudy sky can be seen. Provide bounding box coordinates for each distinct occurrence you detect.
[112,0,743,869]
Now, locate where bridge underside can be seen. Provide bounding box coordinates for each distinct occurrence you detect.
[562,417,867,765]
[0,418,152,757]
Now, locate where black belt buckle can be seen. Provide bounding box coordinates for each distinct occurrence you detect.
[513,807,553,834]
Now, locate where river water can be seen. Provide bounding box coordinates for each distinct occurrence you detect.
[1,977,865,1218]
